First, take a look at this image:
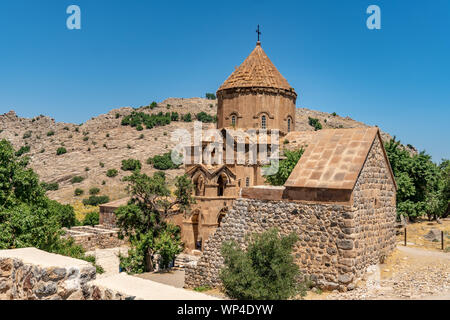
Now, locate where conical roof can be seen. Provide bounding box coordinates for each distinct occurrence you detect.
[218,43,295,93]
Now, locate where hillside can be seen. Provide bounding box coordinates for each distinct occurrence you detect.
[0,98,408,204]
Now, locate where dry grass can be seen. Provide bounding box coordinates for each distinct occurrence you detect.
[397,217,450,251]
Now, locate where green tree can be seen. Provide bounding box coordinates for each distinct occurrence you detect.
[0,139,86,258]
[265,149,304,186]
[121,159,142,171]
[116,172,194,272]
[82,211,99,226]
[385,138,444,221]
[220,228,307,300]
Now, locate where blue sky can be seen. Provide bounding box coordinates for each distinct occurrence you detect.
[0,0,449,162]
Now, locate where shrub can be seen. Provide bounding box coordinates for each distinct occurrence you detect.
[83,136,89,142]
[220,228,307,300]
[308,117,322,131]
[71,176,84,184]
[331,112,337,116]
[150,101,158,109]
[147,152,180,170]
[22,131,32,139]
[99,162,105,168]
[82,195,110,206]
[182,113,192,122]
[47,130,55,136]
[42,182,59,191]
[56,147,67,155]
[196,112,214,123]
[115,113,120,119]
[171,112,179,121]
[74,188,84,196]
[106,169,118,177]
[89,187,100,195]
[205,93,216,100]
[15,145,30,157]
[47,200,77,228]
[121,159,142,171]
[121,111,171,130]
[82,211,99,226]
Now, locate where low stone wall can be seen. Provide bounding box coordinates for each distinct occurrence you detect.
[0,248,218,300]
[0,248,134,300]
[185,198,395,292]
[63,225,128,251]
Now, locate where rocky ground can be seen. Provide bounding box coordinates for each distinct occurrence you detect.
[307,246,450,300]
[0,97,410,207]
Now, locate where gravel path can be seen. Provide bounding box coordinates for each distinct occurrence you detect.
[308,246,450,300]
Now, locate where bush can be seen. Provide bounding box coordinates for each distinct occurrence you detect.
[15,145,30,157]
[22,131,32,139]
[147,152,180,170]
[71,176,84,184]
[121,111,171,130]
[308,117,322,131]
[89,187,100,195]
[182,113,192,122]
[220,228,307,300]
[106,169,118,178]
[56,147,67,155]
[121,159,142,171]
[82,195,110,206]
[42,182,59,191]
[74,188,84,196]
[82,211,99,226]
[47,130,55,136]
[171,112,179,121]
[196,112,214,123]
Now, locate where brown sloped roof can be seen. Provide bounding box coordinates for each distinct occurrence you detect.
[284,127,396,190]
[217,44,294,92]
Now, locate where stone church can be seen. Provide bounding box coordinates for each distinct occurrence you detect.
[180,40,398,291]
[100,39,397,290]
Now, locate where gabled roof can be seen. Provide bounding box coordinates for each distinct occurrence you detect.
[284,127,396,190]
[217,43,295,93]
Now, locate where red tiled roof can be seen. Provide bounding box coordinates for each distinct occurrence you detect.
[284,127,395,190]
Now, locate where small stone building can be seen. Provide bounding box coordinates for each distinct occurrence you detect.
[185,127,398,291]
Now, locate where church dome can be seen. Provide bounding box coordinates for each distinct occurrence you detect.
[217,43,296,97]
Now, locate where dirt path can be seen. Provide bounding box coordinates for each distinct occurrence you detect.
[306,245,449,300]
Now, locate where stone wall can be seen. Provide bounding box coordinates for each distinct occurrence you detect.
[350,136,397,278]
[0,248,139,300]
[185,137,397,291]
[64,226,128,251]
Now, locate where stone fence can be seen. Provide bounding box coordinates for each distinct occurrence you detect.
[0,248,134,300]
[0,248,218,300]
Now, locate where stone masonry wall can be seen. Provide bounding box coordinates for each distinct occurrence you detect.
[350,136,397,279]
[185,137,397,292]
[185,199,356,291]
[0,248,135,300]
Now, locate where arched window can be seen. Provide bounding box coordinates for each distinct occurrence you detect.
[287,117,292,132]
[261,115,266,129]
[231,115,236,127]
